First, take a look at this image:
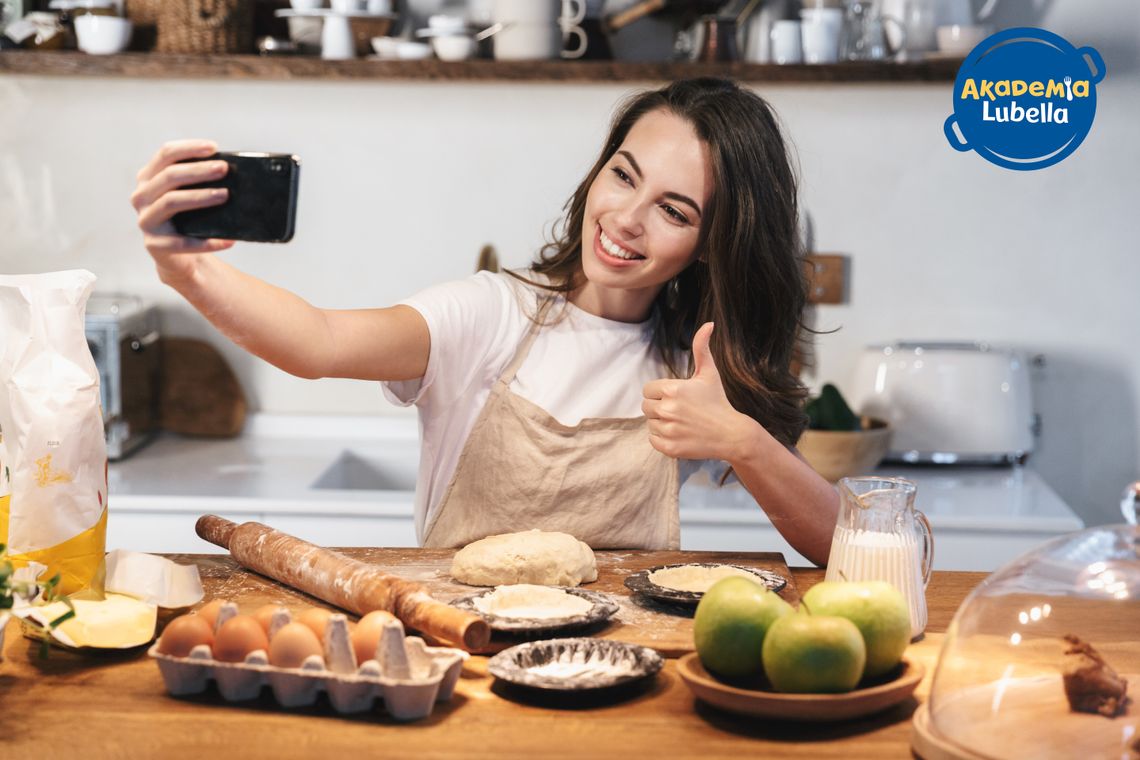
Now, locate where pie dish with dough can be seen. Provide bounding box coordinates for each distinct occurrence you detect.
[450,585,618,634]
[450,529,598,587]
[623,563,787,606]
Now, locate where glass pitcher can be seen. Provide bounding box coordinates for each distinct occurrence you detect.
[840,0,906,61]
[824,476,934,639]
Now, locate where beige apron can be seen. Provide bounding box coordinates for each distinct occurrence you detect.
[423,298,680,550]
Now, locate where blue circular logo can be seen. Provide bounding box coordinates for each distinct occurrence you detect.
[944,27,1106,171]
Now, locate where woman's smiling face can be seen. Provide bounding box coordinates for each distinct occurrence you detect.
[576,108,713,322]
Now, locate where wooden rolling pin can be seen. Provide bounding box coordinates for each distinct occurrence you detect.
[195,515,490,652]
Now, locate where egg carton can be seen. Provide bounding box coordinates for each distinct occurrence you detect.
[148,603,466,721]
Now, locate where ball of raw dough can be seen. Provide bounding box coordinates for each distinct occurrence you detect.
[451,530,598,587]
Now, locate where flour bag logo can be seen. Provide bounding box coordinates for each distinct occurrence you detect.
[944,27,1106,171]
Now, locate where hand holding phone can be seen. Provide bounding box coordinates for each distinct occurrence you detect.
[172,152,301,243]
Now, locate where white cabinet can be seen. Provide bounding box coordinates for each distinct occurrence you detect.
[105,419,1084,570]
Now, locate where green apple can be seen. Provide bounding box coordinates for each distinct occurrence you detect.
[693,576,793,679]
[801,580,911,679]
[761,611,867,693]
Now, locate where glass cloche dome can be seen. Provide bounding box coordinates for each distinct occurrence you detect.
[912,524,1140,759]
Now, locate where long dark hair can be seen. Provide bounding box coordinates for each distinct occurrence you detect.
[508,78,809,448]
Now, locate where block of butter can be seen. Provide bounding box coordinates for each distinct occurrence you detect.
[19,594,158,649]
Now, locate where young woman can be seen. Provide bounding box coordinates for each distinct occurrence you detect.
[131,78,839,565]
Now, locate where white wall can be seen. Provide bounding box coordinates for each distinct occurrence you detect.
[1,1,1137,527]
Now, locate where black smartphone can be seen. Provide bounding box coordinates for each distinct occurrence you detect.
[172,152,301,243]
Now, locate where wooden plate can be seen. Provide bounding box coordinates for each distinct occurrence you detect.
[677,652,924,721]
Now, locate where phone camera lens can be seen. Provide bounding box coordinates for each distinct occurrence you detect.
[271,162,284,173]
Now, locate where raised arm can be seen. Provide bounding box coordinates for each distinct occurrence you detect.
[131,140,428,382]
[643,322,838,566]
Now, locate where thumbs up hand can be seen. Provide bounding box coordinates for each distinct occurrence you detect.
[642,322,762,462]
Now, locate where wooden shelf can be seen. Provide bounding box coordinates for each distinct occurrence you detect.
[0,50,961,83]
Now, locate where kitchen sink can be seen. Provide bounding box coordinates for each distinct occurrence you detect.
[310,449,418,492]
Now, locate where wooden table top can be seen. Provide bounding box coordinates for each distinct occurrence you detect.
[0,549,986,759]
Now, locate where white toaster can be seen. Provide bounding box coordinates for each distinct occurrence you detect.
[847,341,1037,465]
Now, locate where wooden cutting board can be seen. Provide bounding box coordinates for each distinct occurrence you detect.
[159,337,247,437]
[184,548,799,657]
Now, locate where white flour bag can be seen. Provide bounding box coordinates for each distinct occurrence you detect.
[0,270,108,594]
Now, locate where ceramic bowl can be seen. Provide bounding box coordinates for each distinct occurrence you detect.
[289,0,323,10]
[395,40,432,60]
[74,14,132,55]
[796,417,892,483]
[431,34,476,61]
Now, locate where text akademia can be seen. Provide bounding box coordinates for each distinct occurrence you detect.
[960,78,1089,124]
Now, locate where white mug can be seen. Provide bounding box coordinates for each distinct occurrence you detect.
[800,7,842,64]
[320,15,355,58]
[560,0,587,58]
[492,0,585,60]
[769,19,802,64]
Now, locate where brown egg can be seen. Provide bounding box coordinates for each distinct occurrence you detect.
[212,615,270,663]
[252,604,287,634]
[195,598,228,631]
[157,614,214,657]
[296,607,334,642]
[268,622,325,669]
[351,610,397,665]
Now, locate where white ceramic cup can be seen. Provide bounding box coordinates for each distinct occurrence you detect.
[560,0,587,58]
[492,0,584,60]
[330,0,365,12]
[492,0,556,25]
[74,14,132,55]
[428,14,465,34]
[320,15,355,58]
[769,19,802,64]
[800,7,842,64]
[493,21,559,60]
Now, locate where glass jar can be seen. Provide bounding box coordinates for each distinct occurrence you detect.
[913,525,1140,759]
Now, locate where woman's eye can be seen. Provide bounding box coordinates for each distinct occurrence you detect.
[611,167,632,185]
[661,204,689,225]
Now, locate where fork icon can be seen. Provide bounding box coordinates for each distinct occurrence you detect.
[1063,76,1074,101]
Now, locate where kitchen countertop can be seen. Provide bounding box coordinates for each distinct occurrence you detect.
[109,414,1083,532]
[0,549,988,758]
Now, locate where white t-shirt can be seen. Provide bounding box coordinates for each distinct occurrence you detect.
[383,271,726,543]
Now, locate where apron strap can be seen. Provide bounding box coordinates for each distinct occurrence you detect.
[497,294,557,385]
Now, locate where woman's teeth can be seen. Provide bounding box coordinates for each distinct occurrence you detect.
[600,229,643,260]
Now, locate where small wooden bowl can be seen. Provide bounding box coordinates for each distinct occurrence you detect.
[677,652,923,721]
[796,417,892,482]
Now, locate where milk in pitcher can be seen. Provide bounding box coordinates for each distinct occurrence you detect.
[825,477,934,639]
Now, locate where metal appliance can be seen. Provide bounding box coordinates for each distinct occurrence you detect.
[85,294,160,459]
[847,341,1037,465]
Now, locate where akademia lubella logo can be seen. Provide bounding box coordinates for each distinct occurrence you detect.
[944,27,1106,171]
